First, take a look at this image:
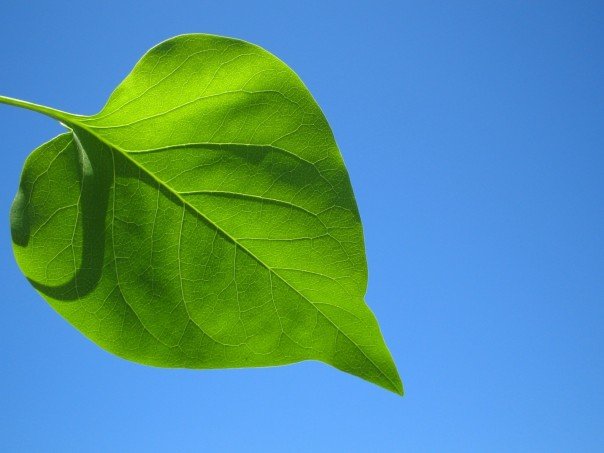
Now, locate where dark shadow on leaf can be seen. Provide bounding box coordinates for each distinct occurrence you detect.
[23,130,111,301]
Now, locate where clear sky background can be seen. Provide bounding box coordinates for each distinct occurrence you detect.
[1,1,603,451]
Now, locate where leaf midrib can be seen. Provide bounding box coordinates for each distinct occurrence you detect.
[0,95,399,393]
[72,120,396,392]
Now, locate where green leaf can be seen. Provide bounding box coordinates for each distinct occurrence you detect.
[1,34,402,394]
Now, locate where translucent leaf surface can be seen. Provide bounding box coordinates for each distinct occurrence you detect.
[2,34,402,394]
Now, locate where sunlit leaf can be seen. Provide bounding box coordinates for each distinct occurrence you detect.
[2,34,402,394]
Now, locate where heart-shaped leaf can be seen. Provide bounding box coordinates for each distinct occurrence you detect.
[2,34,402,394]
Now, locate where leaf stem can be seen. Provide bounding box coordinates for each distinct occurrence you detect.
[0,95,74,124]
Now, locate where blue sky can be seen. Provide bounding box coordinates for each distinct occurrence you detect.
[1,1,603,451]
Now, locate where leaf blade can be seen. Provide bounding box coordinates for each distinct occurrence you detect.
[7,34,402,394]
